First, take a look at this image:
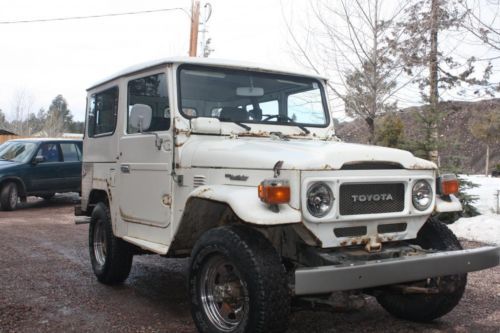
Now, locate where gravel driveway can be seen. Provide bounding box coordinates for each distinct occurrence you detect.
[0,194,498,332]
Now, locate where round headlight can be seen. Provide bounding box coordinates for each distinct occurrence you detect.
[412,180,433,211]
[307,182,334,217]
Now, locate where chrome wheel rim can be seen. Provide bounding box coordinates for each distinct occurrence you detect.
[200,254,249,332]
[9,185,18,208]
[93,220,107,267]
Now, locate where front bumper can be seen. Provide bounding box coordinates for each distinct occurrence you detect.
[294,246,500,295]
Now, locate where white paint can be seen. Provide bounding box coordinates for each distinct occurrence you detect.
[81,60,455,254]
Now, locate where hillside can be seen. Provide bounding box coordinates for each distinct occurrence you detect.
[335,99,500,173]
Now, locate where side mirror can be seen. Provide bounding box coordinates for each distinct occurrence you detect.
[130,104,152,132]
[32,156,45,164]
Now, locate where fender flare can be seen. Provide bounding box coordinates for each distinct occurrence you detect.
[188,185,302,225]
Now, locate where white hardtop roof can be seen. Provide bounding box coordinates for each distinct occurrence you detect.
[9,138,82,142]
[88,56,328,90]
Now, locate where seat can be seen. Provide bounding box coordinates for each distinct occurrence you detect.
[148,117,170,131]
[219,107,248,122]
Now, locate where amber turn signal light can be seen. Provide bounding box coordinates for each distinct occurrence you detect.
[258,179,290,205]
[438,174,459,195]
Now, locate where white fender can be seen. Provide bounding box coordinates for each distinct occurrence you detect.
[435,194,462,213]
[189,185,302,225]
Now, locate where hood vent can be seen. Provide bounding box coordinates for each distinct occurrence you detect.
[341,162,403,170]
[193,175,207,188]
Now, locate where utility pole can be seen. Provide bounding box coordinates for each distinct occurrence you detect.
[189,0,200,57]
[200,2,213,57]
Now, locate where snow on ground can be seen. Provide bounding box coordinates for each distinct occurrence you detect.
[448,175,500,245]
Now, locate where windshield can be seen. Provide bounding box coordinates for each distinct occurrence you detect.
[178,65,329,128]
[0,141,38,163]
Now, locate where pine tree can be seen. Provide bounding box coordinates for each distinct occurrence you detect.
[390,0,490,164]
[44,95,73,136]
[374,113,405,148]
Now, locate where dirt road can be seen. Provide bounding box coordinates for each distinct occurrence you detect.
[0,195,499,332]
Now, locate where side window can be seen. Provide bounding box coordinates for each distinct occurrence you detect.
[128,73,170,133]
[60,143,81,162]
[88,87,119,137]
[36,143,61,163]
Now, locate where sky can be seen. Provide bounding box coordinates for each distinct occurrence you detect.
[0,0,305,122]
[0,0,499,123]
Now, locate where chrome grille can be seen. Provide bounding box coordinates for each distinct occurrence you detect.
[339,183,405,215]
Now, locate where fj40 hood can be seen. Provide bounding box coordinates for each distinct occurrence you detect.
[180,137,436,170]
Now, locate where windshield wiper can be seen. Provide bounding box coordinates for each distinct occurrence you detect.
[233,121,251,131]
[294,123,310,135]
[261,114,310,135]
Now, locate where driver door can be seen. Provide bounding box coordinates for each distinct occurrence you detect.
[117,72,173,242]
[29,142,65,192]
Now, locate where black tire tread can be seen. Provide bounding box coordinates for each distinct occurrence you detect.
[189,225,290,333]
[0,182,17,211]
[376,218,467,322]
[89,202,133,285]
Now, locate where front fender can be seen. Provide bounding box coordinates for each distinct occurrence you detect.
[435,194,462,213]
[189,185,302,225]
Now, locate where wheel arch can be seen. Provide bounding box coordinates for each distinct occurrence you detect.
[0,177,27,197]
[86,189,109,215]
[170,197,239,253]
[170,185,304,254]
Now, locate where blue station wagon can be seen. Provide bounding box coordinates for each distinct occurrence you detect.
[0,138,82,211]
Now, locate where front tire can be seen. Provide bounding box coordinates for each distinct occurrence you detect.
[376,218,467,322]
[89,202,133,285]
[189,225,290,333]
[0,182,19,211]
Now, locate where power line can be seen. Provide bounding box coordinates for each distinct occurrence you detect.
[0,7,190,25]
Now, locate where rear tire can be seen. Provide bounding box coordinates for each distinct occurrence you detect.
[189,225,290,333]
[0,182,19,211]
[89,202,133,285]
[376,218,467,322]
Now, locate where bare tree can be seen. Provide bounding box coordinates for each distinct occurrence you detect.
[461,0,500,51]
[391,0,495,164]
[10,89,34,135]
[459,0,500,94]
[282,0,412,143]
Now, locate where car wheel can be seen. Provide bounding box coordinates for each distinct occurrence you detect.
[376,218,467,322]
[0,182,19,211]
[189,225,290,333]
[89,202,133,284]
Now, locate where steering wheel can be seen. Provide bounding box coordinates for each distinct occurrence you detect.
[262,114,294,122]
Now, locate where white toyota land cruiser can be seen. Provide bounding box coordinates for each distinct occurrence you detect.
[77,57,499,333]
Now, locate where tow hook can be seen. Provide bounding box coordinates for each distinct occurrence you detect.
[365,237,382,252]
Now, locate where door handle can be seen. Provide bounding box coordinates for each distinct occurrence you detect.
[121,165,130,173]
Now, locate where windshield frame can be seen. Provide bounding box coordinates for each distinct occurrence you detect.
[176,64,331,130]
[0,141,39,163]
